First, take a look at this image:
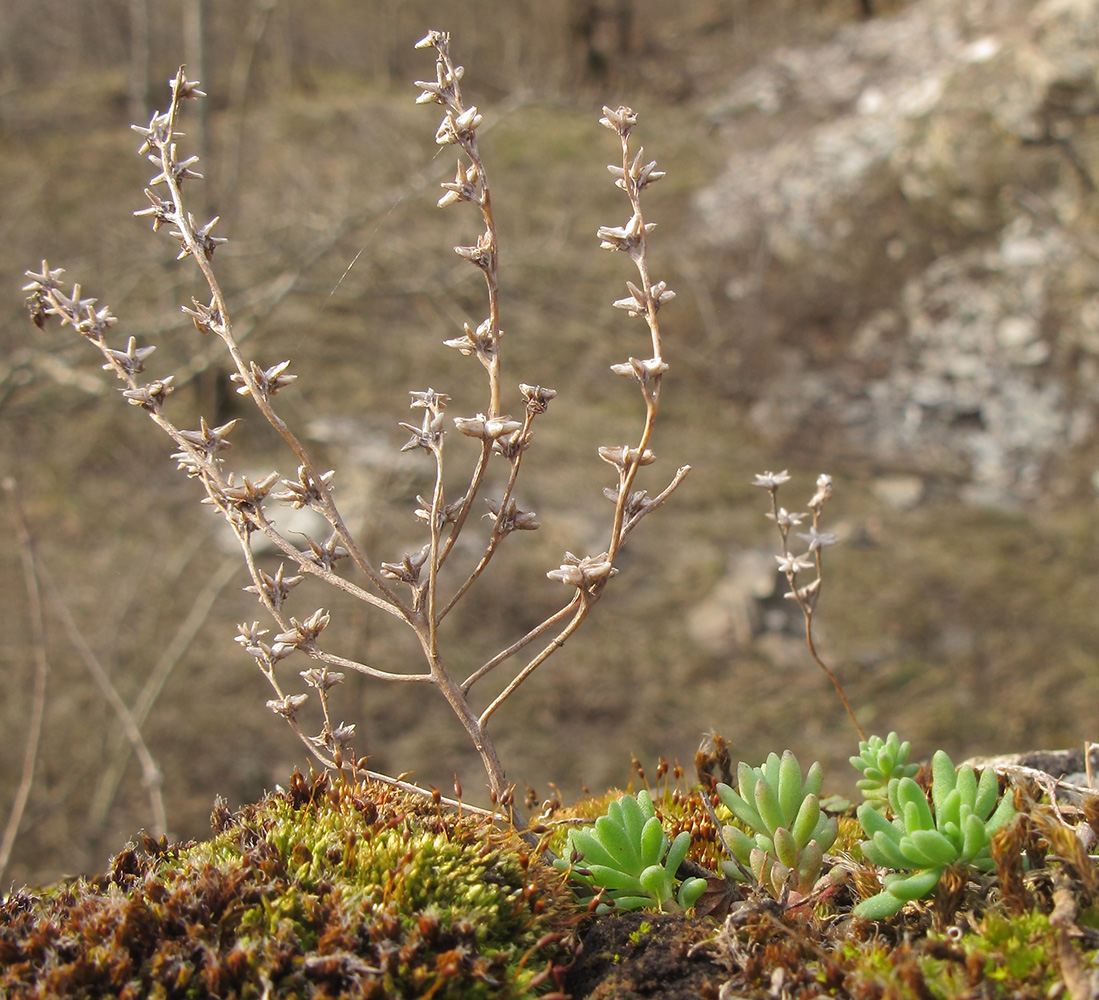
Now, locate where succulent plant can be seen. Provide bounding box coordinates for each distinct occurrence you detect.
[556,790,708,913]
[855,749,1016,919]
[716,750,838,898]
[850,731,920,811]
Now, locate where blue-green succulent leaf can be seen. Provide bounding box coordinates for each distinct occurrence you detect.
[777,751,803,826]
[896,778,934,831]
[717,782,765,835]
[906,828,960,868]
[936,787,962,837]
[853,889,907,919]
[959,812,989,862]
[930,750,957,817]
[639,815,667,869]
[897,834,942,869]
[678,876,707,910]
[755,774,785,835]
[985,788,1016,833]
[955,765,977,810]
[864,831,912,870]
[858,801,901,841]
[883,866,944,901]
[791,793,821,850]
[974,765,1000,820]
[665,830,691,876]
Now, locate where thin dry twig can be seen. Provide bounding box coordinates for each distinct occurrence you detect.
[0,478,50,882]
[87,553,241,835]
[35,559,168,839]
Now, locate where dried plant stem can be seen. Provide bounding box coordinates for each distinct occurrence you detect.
[478,596,592,728]
[88,553,241,834]
[37,560,168,838]
[761,474,865,742]
[799,613,864,742]
[24,39,690,830]
[0,479,50,882]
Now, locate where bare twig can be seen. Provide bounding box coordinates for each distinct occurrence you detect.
[0,478,50,882]
[37,560,168,838]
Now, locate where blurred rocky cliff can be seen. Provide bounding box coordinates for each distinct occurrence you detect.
[696,0,1099,507]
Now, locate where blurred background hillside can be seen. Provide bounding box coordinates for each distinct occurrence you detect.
[2,0,1098,887]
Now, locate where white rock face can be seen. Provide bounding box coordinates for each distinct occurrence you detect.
[695,0,1099,506]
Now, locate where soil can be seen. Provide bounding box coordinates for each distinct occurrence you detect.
[564,911,728,1000]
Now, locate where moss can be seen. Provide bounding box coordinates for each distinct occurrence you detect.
[0,771,577,999]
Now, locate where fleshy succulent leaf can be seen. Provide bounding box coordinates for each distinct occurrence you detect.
[930,750,957,817]
[856,746,1018,920]
[773,826,798,870]
[558,792,704,913]
[665,830,691,875]
[678,876,707,910]
[639,815,667,868]
[974,765,1000,820]
[791,793,821,850]
[778,750,803,825]
[883,867,944,901]
[755,773,785,835]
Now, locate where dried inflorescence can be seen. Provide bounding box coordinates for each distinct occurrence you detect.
[753,470,863,741]
[24,34,687,824]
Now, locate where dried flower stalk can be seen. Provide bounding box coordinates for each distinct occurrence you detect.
[23,33,687,826]
[753,471,864,741]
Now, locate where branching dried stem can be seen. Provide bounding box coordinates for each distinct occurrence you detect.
[23,33,687,827]
[755,471,865,741]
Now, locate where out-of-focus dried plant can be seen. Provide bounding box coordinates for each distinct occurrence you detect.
[753,470,864,741]
[23,32,687,827]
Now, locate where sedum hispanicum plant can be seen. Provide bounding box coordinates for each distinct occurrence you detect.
[850,731,920,811]
[716,750,838,899]
[554,790,707,913]
[752,470,865,741]
[22,31,689,827]
[854,749,1016,918]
